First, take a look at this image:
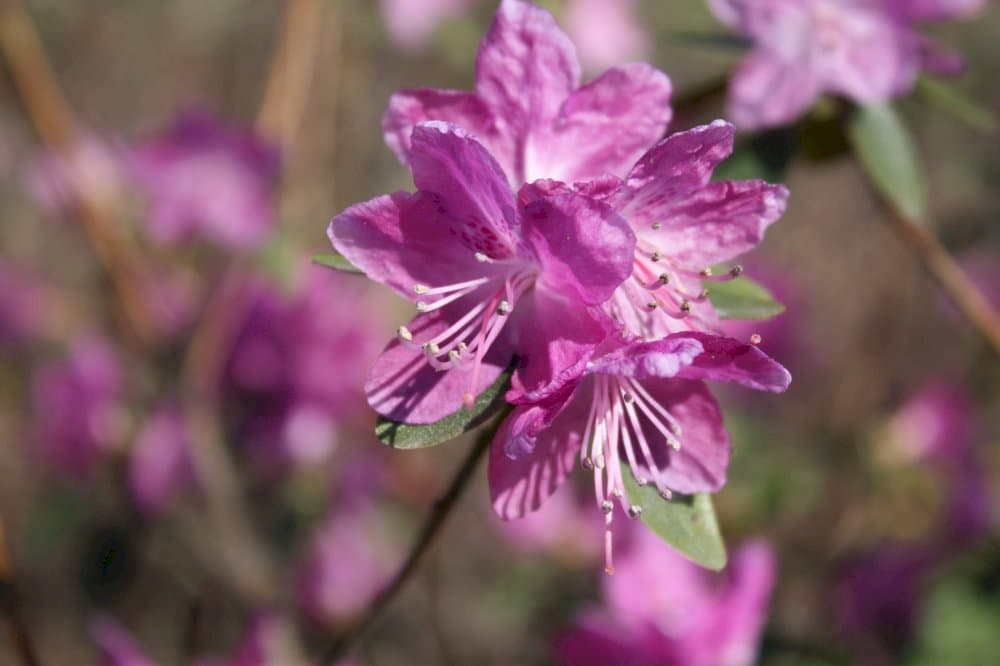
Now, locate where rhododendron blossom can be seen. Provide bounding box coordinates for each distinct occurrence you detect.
[329,121,633,423]
[708,0,987,129]
[383,0,672,188]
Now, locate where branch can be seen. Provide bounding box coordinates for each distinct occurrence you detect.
[321,408,510,664]
[0,518,41,666]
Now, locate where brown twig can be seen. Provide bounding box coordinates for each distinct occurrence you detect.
[882,207,1000,353]
[0,1,154,345]
[321,409,509,665]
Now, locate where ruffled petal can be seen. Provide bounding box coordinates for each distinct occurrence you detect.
[587,336,704,380]
[674,332,791,393]
[364,304,512,424]
[409,122,520,260]
[728,51,823,130]
[520,182,635,305]
[381,89,499,167]
[489,394,587,519]
[636,179,789,268]
[475,0,581,185]
[526,63,672,183]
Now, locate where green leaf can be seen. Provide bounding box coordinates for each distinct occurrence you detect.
[622,469,727,571]
[846,103,927,223]
[312,252,363,275]
[706,276,785,320]
[917,76,997,135]
[375,366,513,449]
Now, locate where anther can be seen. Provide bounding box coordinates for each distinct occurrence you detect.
[670,439,681,451]
[458,342,468,353]
[635,477,649,487]
[650,252,662,262]
[601,500,614,514]
[659,488,673,501]
[397,325,413,342]
[622,392,634,404]
[413,284,430,294]
[594,454,606,470]
[730,264,743,277]
[698,288,710,300]
[750,333,762,345]
[658,273,670,284]
[582,456,595,471]
[628,505,643,519]
[651,222,663,230]
[448,350,461,364]
[422,342,441,355]
[646,302,658,311]
[416,301,429,312]
[497,300,512,315]
[700,267,713,277]
[612,487,623,499]
[474,252,491,263]
[680,300,692,313]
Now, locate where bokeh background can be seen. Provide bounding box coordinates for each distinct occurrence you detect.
[0,0,998,664]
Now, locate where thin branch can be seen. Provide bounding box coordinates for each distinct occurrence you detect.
[321,409,510,665]
[882,207,1000,353]
[0,518,41,666]
[0,0,155,345]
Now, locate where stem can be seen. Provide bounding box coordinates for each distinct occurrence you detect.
[0,519,41,666]
[321,409,509,665]
[882,207,1000,354]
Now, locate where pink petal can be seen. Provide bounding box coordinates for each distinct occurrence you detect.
[586,336,705,380]
[475,0,581,185]
[382,89,497,166]
[365,305,512,424]
[409,122,520,260]
[728,51,823,130]
[566,0,651,72]
[637,179,789,268]
[489,397,587,519]
[674,332,792,393]
[520,181,635,305]
[527,63,672,183]
[887,0,987,22]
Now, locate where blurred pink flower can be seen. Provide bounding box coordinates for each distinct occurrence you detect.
[0,260,50,350]
[498,480,604,564]
[129,109,279,250]
[92,616,158,666]
[708,0,985,129]
[297,494,396,625]
[26,135,125,216]
[566,0,650,72]
[127,403,194,516]
[383,0,672,188]
[379,0,476,50]
[223,266,385,470]
[30,335,127,477]
[554,533,777,666]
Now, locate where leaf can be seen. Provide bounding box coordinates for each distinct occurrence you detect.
[375,366,513,449]
[706,277,785,320]
[622,468,727,571]
[312,252,363,275]
[846,103,927,223]
[917,76,997,135]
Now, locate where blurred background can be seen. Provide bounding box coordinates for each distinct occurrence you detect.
[0,0,997,664]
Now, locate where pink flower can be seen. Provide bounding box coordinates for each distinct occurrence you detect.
[554,533,777,666]
[383,0,672,188]
[708,0,985,130]
[566,0,650,72]
[30,335,127,477]
[378,0,476,51]
[223,266,386,470]
[26,135,126,216]
[329,121,634,424]
[490,332,790,571]
[127,403,194,516]
[0,261,51,350]
[129,109,279,250]
[497,480,604,564]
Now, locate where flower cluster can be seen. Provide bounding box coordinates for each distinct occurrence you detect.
[709,0,988,129]
[330,0,791,571]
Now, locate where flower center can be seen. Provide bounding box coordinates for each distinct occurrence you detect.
[396,265,534,410]
[579,374,686,574]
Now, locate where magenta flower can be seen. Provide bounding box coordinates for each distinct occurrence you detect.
[554,533,777,666]
[383,0,672,188]
[708,0,986,130]
[223,267,386,469]
[127,403,194,516]
[497,480,604,565]
[490,332,790,570]
[129,109,279,250]
[329,121,634,423]
[0,261,50,350]
[579,121,788,341]
[30,335,127,477]
[26,135,125,216]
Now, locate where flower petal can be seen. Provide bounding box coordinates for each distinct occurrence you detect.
[489,395,587,519]
[674,332,791,393]
[520,181,635,305]
[409,122,520,260]
[526,63,672,183]
[637,179,789,268]
[381,89,498,166]
[628,379,730,494]
[365,304,512,424]
[587,336,705,380]
[475,0,581,185]
[728,51,822,130]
